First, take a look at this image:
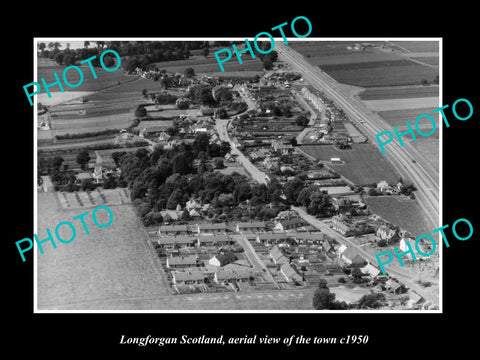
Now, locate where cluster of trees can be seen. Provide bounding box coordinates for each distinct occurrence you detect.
[313,279,387,310]
[55,129,119,141]
[111,133,291,226]
[284,179,334,216]
[253,42,279,70]
[295,114,309,127]
[38,42,116,69]
[187,84,217,106]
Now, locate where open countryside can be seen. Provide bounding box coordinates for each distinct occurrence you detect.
[36,40,439,311]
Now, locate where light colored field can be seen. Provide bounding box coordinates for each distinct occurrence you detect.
[50,113,132,135]
[363,97,439,112]
[330,286,370,304]
[37,191,171,310]
[37,91,94,106]
[359,85,439,100]
[400,52,438,58]
[409,137,440,174]
[393,41,439,52]
[377,107,439,127]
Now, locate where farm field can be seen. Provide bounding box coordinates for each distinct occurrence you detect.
[363,97,439,112]
[359,86,439,101]
[300,143,399,185]
[409,137,440,173]
[392,41,439,52]
[37,191,170,310]
[377,107,438,128]
[364,195,434,237]
[56,188,131,210]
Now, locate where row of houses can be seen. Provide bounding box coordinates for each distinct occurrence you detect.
[171,268,255,286]
[158,221,270,236]
[157,235,235,249]
[166,251,239,269]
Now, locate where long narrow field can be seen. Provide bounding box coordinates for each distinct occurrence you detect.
[300,143,399,185]
[359,86,439,101]
[37,191,170,310]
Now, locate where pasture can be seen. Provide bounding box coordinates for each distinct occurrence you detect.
[37,191,171,310]
[300,143,399,185]
[364,195,434,237]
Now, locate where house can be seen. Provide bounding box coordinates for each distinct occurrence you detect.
[166,255,200,269]
[270,245,289,265]
[321,239,333,252]
[332,197,352,212]
[274,218,305,232]
[376,225,400,243]
[197,235,234,247]
[293,233,326,244]
[208,252,237,267]
[262,157,279,170]
[385,279,407,294]
[406,290,424,308]
[157,236,197,249]
[75,172,93,185]
[336,244,348,257]
[214,269,253,284]
[271,140,294,155]
[399,238,415,255]
[157,131,171,143]
[280,263,303,283]
[360,263,381,278]
[330,157,341,164]
[158,225,190,236]
[256,233,293,245]
[196,222,228,234]
[186,199,202,210]
[341,247,367,267]
[376,180,391,193]
[171,270,207,285]
[236,221,266,233]
[332,216,355,236]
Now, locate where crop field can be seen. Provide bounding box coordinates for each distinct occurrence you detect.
[364,195,434,236]
[37,191,170,310]
[56,188,131,210]
[319,60,438,87]
[409,137,440,173]
[363,97,439,112]
[37,60,135,93]
[393,41,439,52]
[154,51,263,75]
[377,107,438,128]
[300,143,399,185]
[359,86,439,101]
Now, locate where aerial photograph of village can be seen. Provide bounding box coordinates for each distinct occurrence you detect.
[35,39,440,311]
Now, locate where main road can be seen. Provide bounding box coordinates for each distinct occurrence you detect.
[276,44,439,231]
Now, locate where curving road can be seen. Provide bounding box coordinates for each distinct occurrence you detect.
[276,44,439,231]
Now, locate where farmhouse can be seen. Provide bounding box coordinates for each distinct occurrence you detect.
[236,221,267,233]
[271,140,294,155]
[360,263,381,278]
[166,255,200,269]
[196,222,228,234]
[157,236,197,249]
[197,235,235,247]
[293,232,326,244]
[385,279,407,294]
[376,225,400,243]
[332,216,355,236]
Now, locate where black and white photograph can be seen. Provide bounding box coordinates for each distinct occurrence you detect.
[6,6,478,357]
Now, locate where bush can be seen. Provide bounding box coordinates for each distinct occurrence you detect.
[377,239,388,247]
[55,128,119,140]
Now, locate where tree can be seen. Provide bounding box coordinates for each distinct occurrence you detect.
[166,188,184,209]
[63,54,75,66]
[377,239,388,247]
[202,47,209,57]
[307,191,332,217]
[263,59,273,70]
[289,137,298,146]
[214,158,225,169]
[368,188,379,196]
[184,67,195,77]
[193,132,210,154]
[135,105,147,118]
[54,52,64,65]
[357,293,385,309]
[313,288,347,310]
[51,156,64,171]
[76,150,91,170]
[84,41,90,48]
[283,177,305,204]
[102,55,115,69]
[295,114,309,127]
[142,89,147,97]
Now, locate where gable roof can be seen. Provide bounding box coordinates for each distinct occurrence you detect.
[167,255,198,266]
[215,269,253,280]
[157,236,197,245]
[198,222,227,230]
[198,235,231,244]
[159,225,190,232]
[280,263,303,282]
[211,252,237,266]
[172,271,206,282]
[279,218,305,228]
[237,221,266,229]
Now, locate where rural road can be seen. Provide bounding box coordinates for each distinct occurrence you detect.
[276,44,439,232]
[291,206,439,306]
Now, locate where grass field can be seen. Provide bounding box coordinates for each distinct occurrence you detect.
[37,191,170,309]
[393,41,439,52]
[363,97,439,112]
[300,143,399,185]
[359,86,439,101]
[364,195,434,236]
[377,107,439,128]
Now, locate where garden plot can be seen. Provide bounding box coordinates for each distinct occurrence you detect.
[57,188,131,210]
